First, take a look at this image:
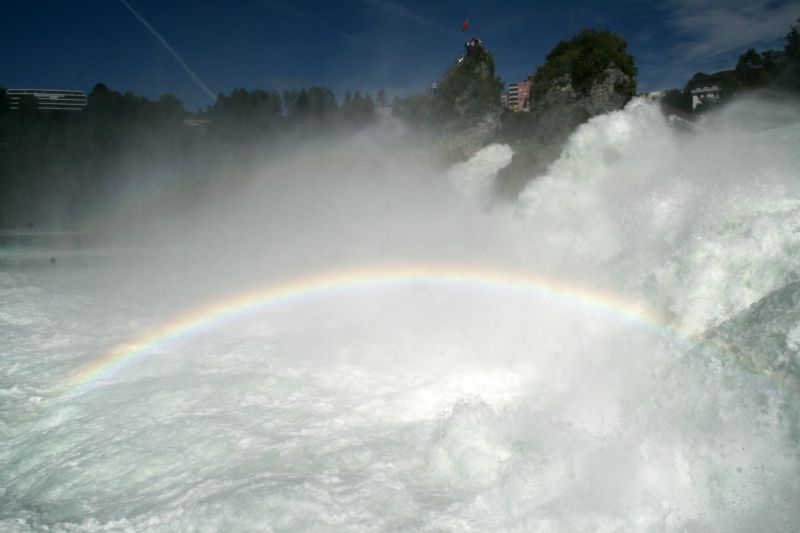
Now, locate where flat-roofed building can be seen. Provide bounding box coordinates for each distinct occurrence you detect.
[505,80,531,112]
[638,91,665,103]
[7,89,87,111]
[685,70,735,110]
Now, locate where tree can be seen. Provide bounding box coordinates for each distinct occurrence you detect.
[391,93,431,126]
[376,89,387,107]
[784,17,800,90]
[429,45,503,126]
[0,87,8,116]
[339,91,375,126]
[283,88,310,122]
[735,48,782,88]
[86,83,124,116]
[305,86,337,121]
[211,88,283,137]
[16,94,40,114]
[787,17,800,61]
[530,29,637,101]
[283,87,337,124]
[156,94,185,119]
[661,89,692,114]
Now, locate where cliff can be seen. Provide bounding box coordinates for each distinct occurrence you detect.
[433,43,505,160]
[495,30,637,198]
[393,41,504,161]
[533,64,635,116]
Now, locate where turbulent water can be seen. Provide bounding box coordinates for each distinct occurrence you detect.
[2,99,800,531]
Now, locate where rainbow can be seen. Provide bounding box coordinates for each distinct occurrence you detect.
[54,263,782,402]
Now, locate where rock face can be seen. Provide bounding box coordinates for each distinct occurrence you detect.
[431,44,504,160]
[701,280,800,396]
[494,65,635,199]
[444,112,501,161]
[534,64,634,120]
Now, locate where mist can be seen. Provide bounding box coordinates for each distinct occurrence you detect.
[2,95,800,531]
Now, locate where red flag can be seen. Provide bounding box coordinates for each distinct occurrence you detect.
[462,18,469,32]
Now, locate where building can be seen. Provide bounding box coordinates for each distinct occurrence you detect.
[685,70,735,110]
[690,86,720,109]
[638,91,665,103]
[6,89,87,111]
[183,119,212,128]
[504,80,531,112]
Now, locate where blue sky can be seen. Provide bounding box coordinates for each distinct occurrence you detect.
[2,0,798,110]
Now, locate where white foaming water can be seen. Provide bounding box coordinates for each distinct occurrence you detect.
[518,99,800,334]
[2,100,800,531]
[446,143,514,204]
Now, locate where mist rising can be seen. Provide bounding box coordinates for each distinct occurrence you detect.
[2,96,800,531]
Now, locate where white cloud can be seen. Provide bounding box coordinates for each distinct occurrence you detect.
[667,0,800,59]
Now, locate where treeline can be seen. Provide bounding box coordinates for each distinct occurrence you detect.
[663,17,800,113]
[0,83,387,229]
[210,85,386,137]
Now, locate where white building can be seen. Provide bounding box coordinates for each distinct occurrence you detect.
[684,70,735,110]
[690,86,722,109]
[7,89,87,111]
[638,91,665,103]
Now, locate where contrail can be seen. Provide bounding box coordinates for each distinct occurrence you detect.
[118,0,217,102]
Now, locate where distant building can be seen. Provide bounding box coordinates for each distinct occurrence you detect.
[691,86,720,109]
[685,70,735,110]
[504,80,531,112]
[464,37,484,57]
[6,89,87,111]
[638,91,665,103]
[183,119,212,128]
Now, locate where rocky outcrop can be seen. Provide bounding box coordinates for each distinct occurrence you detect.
[494,65,635,199]
[701,280,800,396]
[431,45,504,160]
[534,65,634,117]
[443,111,501,161]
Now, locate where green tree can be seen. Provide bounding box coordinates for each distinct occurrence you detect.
[784,17,800,90]
[530,29,637,100]
[0,87,8,116]
[430,45,503,126]
[156,94,185,119]
[283,87,338,124]
[661,88,692,114]
[786,17,800,60]
[305,86,337,121]
[16,94,40,114]
[339,91,375,126]
[391,93,431,126]
[211,88,282,137]
[283,88,310,122]
[735,48,782,88]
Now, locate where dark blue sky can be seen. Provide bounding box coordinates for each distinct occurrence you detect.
[2,0,798,110]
